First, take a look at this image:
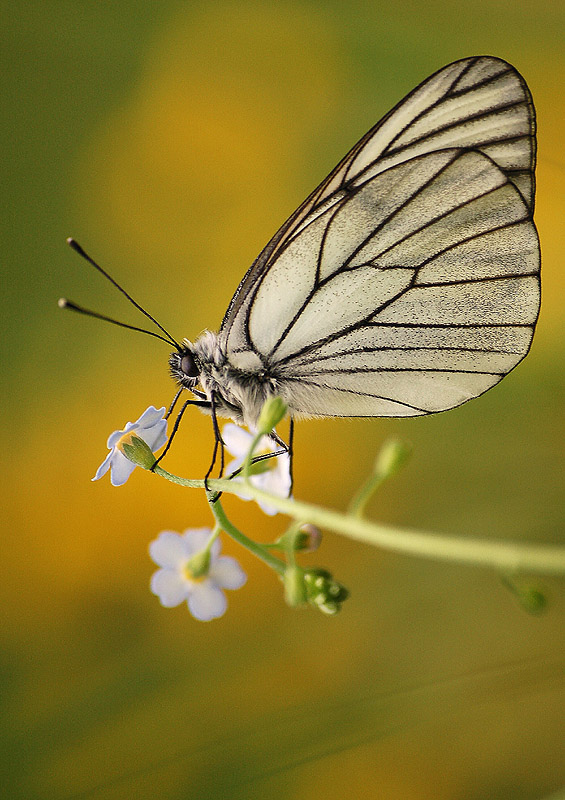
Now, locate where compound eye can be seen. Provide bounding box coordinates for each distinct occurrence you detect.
[180,352,199,378]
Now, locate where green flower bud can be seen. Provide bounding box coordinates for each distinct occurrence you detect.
[120,434,157,470]
[501,576,548,615]
[373,438,411,480]
[304,568,349,615]
[296,524,322,552]
[277,523,322,553]
[256,396,287,435]
[518,587,547,615]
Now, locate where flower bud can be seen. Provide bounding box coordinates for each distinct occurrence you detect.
[119,434,157,469]
[518,587,547,615]
[256,396,287,435]
[304,569,349,615]
[276,523,322,553]
[373,438,411,480]
[300,524,322,552]
[501,576,548,615]
[295,524,322,552]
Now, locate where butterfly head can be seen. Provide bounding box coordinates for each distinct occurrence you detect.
[169,342,200,390]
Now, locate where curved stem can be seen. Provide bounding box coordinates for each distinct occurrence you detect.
[152,465,565,576]
[209,498,286,576]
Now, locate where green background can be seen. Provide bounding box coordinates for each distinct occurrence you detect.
[2,1,564,798]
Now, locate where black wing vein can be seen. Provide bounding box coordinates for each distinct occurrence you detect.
[218,56,538,420]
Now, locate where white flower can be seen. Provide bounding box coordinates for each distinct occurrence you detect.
[149,528,247,621]
[93,406,167,486]
[222,423,291,516]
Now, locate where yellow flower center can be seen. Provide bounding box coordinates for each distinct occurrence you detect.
[183,564,206,584]
[117,431,138,449]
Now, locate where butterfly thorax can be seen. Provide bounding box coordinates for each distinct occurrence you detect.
[174,331,279,427]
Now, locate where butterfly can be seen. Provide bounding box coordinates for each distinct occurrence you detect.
[65,56,540,473]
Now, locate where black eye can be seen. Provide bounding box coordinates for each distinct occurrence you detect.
[180,352,199,378]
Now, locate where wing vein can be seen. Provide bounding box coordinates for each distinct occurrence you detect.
[386,99,528,158]
[283,377,431,413]
[339,177,511,273]
[416,271,538,288]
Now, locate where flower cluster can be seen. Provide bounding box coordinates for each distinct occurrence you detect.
[92,404,350,621]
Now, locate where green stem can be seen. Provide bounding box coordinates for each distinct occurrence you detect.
[205,525,221,551]
[242,431,263,489]
[347,474,386,518]
[152,465,565,576]
[209,497,286,576]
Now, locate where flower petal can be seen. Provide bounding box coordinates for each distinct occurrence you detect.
[188,581,227,621]
[107,428,127,449]
[137,406,167,429]
[209,536,223,560]
[92,450,113,482]
[140,421,168,451]
[226,456,244,478]
[256,497,278,516]
[149,531,191,568]
[108,452,137,486]
[258,434,276,452]
[150,569,189,607]
[181,528,213,555]
[225,458,251,498]
[106,419,138,448]
[210,556,247,590]
[222,424,253,457]
[252,453,291,515]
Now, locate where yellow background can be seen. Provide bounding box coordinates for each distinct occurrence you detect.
[2,2,564,798]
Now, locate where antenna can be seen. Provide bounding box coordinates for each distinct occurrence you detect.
[64,238,180,350]
[58,298,178,347]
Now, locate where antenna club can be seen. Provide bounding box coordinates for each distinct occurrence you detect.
[67,237,85,256]
[58,297,69,308]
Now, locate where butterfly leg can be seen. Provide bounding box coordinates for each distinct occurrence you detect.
[226,447,288,481]
[209,416,294,502]
[165,388,184,419]
[267,417,294,496]
[152,396,211,470]
[205,393,225,492]
[287,416,294,496]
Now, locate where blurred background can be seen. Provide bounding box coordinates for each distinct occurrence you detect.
[2,1,564,798]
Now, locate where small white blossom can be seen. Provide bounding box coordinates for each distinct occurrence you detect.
[223,424,291,516]
[93,406,167,486]
[149,528,246,621]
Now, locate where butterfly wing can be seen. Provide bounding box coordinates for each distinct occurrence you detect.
[220,56,539,417]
